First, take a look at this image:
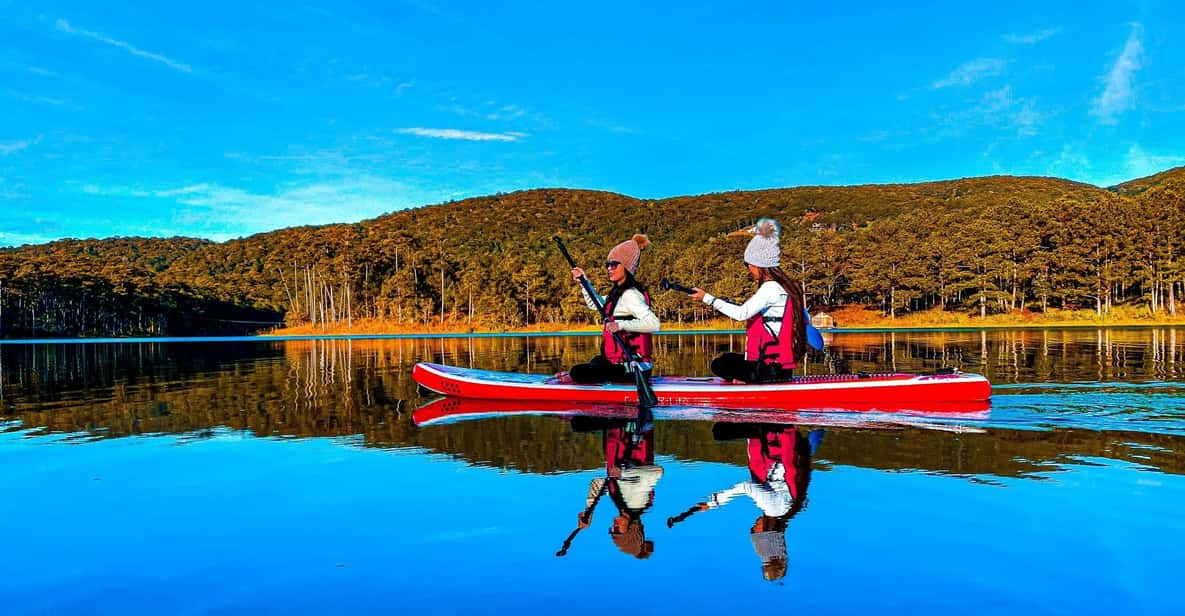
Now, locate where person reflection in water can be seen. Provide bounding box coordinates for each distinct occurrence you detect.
[673,424,822,581]
[568,416,663,559]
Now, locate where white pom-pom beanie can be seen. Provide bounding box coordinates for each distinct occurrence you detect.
[743,218,781,268]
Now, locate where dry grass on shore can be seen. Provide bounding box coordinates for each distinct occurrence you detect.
[825,304,1185,328]
[264,304,1185,337]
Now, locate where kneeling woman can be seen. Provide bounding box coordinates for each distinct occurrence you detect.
[690,219,807,382]
[567,234,661,384]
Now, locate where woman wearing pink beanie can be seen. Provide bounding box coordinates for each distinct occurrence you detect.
[686,218,808,382]
[564,234,661,384]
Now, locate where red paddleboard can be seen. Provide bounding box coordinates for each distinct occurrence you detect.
[411,362,991,407]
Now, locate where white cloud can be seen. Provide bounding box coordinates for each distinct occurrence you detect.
[932,58,1007,88]
[1048,144,1184,187]
[1010,102,1041,137]
[343,71,414,94]
[154,184,211,197]
[170,178,425,239]
[438,101,480,117]
[930,86,1046,139]
[437,98,553,127]
[1043,144,1092,180]
[977,87,1013,114]
[1118,144,1185,180]
[1004,28,1062,45]
[0,137,40,156]
[587,118,639,134]
[56,19,192,73]
[74,176,443,241]
[0,230,56,246]
[486,105,526,121]
[978,86,1043,137]
[7,90,66,106]
[397,127,525,142]
[26,66,60,77]
[1091,25,1142,124]
[0,178,21,201]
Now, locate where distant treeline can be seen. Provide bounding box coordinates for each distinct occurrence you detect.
[2,167,1183,337]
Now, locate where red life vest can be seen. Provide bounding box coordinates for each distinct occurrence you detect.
[606,426,656,512]
[744,290,796,369]
[602,288,655,364]
[747,428,811,501]
[606,426,654,470]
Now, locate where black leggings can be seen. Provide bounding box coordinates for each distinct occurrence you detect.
[570,356,652,384]
[711,352,789,383]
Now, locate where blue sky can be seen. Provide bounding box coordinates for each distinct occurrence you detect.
[2,1,1183,245]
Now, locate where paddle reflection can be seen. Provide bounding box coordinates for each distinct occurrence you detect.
[669,422,821,582]
[562,411,662,559]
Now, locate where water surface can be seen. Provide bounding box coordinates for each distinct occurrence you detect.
[2,329,1183,614]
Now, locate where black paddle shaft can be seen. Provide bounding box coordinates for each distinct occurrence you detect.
[660,279,696,295]
[662,279,741,304]
[667,503,706,528]
[556,480,610,557]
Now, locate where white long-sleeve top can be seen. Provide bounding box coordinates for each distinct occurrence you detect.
[587,466,664,511]
[702,280,787,336]
[704,462,793,517]
[580,286,661,333]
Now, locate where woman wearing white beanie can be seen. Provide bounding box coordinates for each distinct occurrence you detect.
[688,218,808,382]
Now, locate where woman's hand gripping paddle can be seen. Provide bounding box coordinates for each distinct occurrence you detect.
[660,278,696,294]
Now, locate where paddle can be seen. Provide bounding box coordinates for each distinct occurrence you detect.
[556,480,609,557]
[553,236,659,407]
[557,408,653,556]
[660,278,696,294]
[667,503,709,528]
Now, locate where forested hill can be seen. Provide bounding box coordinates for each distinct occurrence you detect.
[1111,165,1185,196]
[3,167,1185,337]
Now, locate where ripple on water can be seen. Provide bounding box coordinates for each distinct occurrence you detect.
[985,384,1185,436]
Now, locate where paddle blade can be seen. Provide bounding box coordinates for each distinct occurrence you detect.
[633,366,658,408]
[635,400,654,431]
[552,236,577,269]
[805,307,825,350]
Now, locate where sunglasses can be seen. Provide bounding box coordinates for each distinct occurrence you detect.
[604,260,623,269]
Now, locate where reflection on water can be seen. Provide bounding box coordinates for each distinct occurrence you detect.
[554,412,822,583]
[2,328,1184,612]
[4,329,1185,478]
[668,423,819,582]
[558,412,661,560]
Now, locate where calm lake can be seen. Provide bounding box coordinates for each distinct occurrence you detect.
[3,329,1183,614]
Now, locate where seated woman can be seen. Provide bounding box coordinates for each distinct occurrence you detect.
[689,219,808,383]
[566,234,660,384]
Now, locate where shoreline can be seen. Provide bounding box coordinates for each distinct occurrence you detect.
[4,320,1185,344]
